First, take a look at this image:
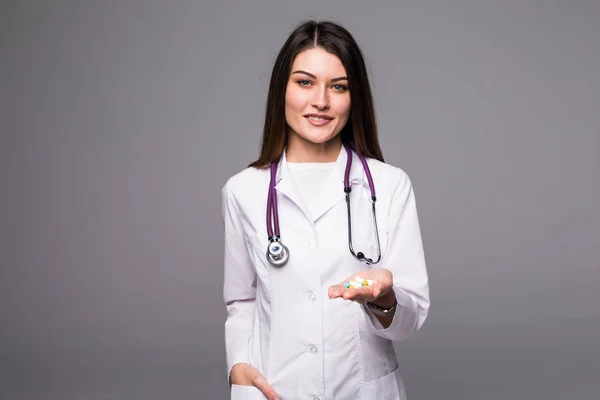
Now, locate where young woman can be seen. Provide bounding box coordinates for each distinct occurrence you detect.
[221,20,430,400]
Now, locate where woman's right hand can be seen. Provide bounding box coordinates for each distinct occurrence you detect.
[230,363,281,400]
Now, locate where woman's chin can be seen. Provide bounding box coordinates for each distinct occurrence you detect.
[297,132,340,145]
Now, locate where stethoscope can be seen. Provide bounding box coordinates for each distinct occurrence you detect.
[266,142,382,267]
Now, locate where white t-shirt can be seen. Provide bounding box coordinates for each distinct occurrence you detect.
[287,161,337,220]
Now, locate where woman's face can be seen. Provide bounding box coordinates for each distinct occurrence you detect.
[285,47,351,148]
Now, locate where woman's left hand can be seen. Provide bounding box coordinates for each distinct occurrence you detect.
[328,268,395,307]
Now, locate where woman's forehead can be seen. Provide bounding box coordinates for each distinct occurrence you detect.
[291,48,347,78]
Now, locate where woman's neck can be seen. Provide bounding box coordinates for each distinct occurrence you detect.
[286,134,342,163]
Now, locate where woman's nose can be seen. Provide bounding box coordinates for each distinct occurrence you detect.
[311,86,330,110]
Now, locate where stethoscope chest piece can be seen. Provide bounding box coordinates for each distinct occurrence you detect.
[266,236,289,267]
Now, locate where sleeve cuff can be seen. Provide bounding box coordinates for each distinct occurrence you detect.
[226,334,251,379]
[361,285,416,334]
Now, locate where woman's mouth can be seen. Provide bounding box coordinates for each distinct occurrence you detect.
[305,115,334,126]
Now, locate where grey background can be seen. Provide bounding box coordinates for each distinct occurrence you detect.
[1,0,599,399]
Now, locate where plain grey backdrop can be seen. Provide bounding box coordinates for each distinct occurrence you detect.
[2,1,599,399]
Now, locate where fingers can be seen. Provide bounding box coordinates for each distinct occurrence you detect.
[230,364,280,399]
[343,286,373,301]
[328,284,346,299]
[329,285,370,303]
[329,273,390,303]
[252,374,281,400]
[329,285,370,301]
[329,283,386,303]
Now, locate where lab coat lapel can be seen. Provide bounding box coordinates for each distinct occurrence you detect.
[274,146,366,223]
[274,151,311,219]
[312,145,365,222]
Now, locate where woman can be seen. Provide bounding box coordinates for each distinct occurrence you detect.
[221,20,430,400]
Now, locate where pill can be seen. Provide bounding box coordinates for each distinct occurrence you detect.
[353,276,375,287]
[344,277,376,289]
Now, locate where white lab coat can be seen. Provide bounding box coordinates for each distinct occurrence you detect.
[222,146,430,400]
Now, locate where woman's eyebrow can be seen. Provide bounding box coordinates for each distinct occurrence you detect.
[291,70,348,82]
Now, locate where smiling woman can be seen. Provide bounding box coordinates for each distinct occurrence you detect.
[222,20,430,400]
[284,49,351,160]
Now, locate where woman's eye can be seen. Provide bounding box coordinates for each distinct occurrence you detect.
[297,80,312,86]
[333,84,348,92]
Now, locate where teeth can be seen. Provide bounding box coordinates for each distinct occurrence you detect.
[308,116,328,121]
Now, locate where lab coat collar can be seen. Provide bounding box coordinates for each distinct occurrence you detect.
[274,144,366,222]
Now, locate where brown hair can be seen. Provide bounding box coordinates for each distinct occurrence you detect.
[249,20,384,168]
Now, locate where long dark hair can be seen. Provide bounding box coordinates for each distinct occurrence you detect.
[249,20,384,169]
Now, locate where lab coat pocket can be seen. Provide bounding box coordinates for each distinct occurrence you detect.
[230,384,267,400]
[357,328,397,381]
[362,366,402,400]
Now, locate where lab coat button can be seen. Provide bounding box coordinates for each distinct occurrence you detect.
[309,345,318,354]
[308,293,316,301]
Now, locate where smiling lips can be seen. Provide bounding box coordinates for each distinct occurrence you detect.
[304,113,334,127]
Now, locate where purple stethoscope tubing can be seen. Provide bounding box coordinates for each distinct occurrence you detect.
[266,142,382,266]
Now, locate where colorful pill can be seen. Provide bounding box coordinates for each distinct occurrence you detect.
[353,276,373,287]
[344,278,376,289]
